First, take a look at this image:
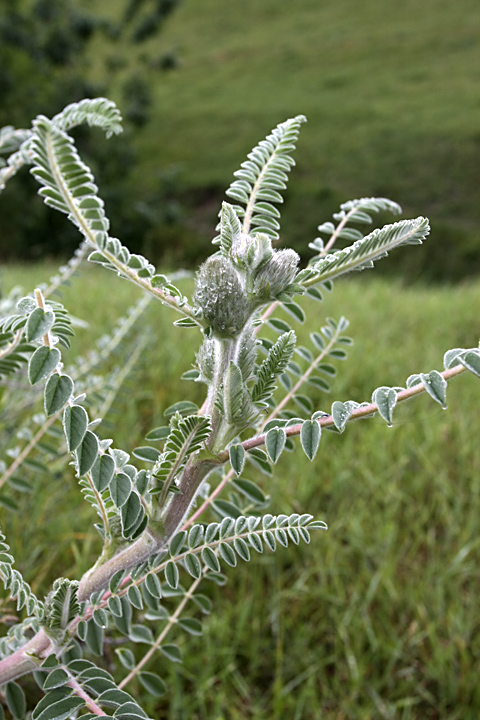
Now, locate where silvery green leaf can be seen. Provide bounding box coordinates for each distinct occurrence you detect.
[121,492,143,535]
[145,573,162,598]
[164,561,179,589]
[169,531,187,557]
[44,374,73,416]
[25,308,55,342]
[443,348,465,369]
[248,533,264,553]
[85,619,103,655]
[115,648,136,670]
[5,682,26,720]
[138,671,167,697]
[191,593,213,614]
[212,499,242,519]
[218,542,237,567]
[164,400,199,417]
[109,472,131,507]
[229,444,246,476]
[63,404,88,452]
[129,624,154,644]
[233,537,251,562]
[76,430,99,476]
[145,426,170,441]
[420,370,447,408]
[127,585,143,609]
[132,446,161,462]
[300,419,321,460]
[459,350,480,377]
[188,525,204,548]
[231,478,266,505]
[265,427,286,464]
[201,547,221,573]
[178,617,203,636]
[28,346,60,385]
[91,453,115,491]
[372,386,397,427]
[160,643,182,663]
[184,553,202,579]
[107,595,122,617]
[109,569,126,595]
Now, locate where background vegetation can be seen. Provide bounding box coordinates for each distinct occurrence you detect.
[1,0,480,279]
[2,263,480,719]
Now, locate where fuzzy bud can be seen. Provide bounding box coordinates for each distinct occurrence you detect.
[253,249,300,301]
[193,256,249,337]
[231,232,273,274]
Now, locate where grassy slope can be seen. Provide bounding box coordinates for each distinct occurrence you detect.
[121,0,480,278]
[2,262,480,718]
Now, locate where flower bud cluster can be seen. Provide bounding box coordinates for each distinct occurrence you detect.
[193,232,300,339]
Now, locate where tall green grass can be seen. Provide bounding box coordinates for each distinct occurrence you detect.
[2,263,480,718]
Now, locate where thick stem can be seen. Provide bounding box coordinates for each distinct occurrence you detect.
[156,459,217,541]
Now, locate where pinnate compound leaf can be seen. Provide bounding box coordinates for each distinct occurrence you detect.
[300,216,430,284]
[138,671,167,697]
[252,331,296,405]
[28,346,60,384]
[44,373,73,416]
[5,682,26,719]
[300,419,321,460]
[63,404,88,452]
[76,430,99,476]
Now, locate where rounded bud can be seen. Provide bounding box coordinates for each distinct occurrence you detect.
[253,249,300,300]
[193,255,249,337]
[231,232,273,273]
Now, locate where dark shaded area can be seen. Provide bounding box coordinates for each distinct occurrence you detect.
[0,0,181,262]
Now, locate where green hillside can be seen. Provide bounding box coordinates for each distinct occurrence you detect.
[122,0,480,278]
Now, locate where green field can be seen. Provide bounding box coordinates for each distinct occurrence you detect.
[108,0,480,279]
[2,259,480,718]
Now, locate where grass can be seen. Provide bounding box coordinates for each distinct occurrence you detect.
[1,259,480,718]
[98,0,480,279]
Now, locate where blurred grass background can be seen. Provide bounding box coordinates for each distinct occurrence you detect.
[2,0,480,716]
[1,263,480,718]
[1,0,480,278]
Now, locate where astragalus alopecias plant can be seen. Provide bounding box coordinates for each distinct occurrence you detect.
[0,99,479,718]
